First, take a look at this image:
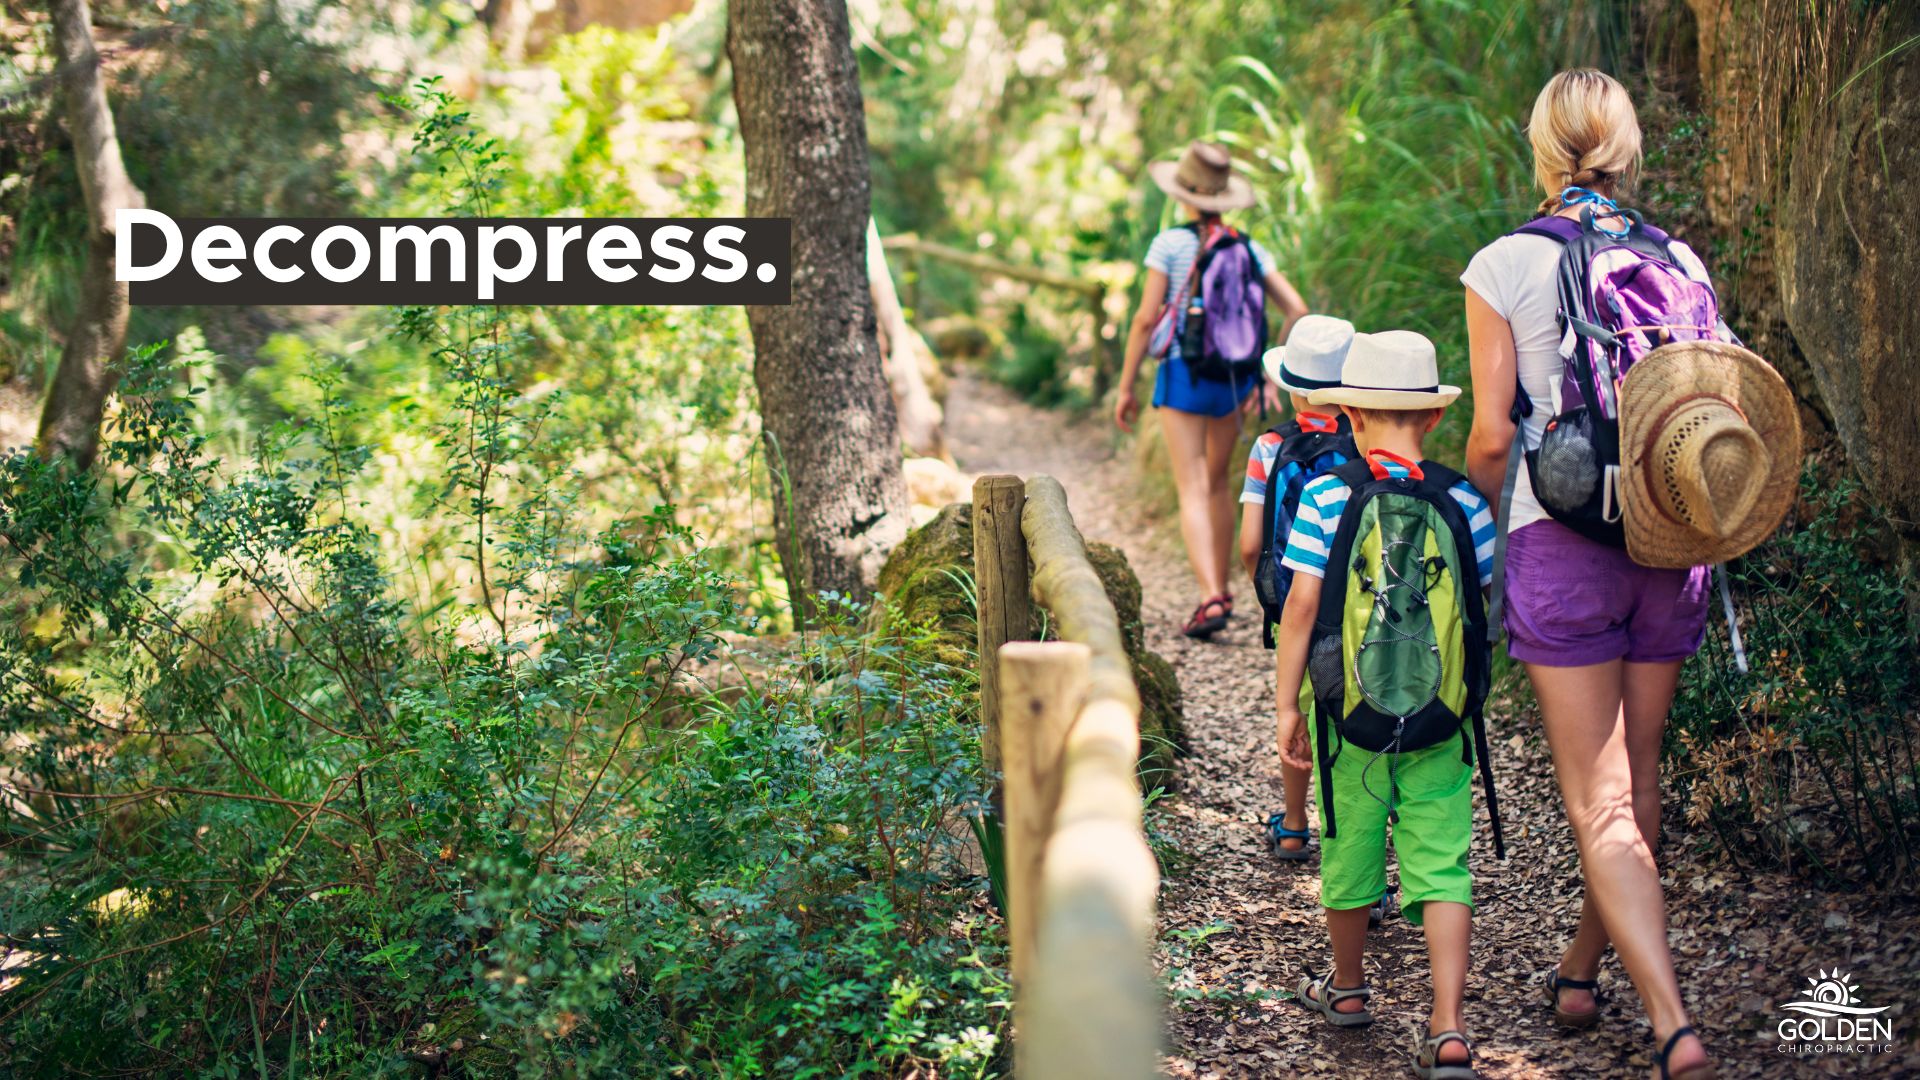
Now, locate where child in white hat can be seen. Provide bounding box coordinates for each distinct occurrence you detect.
[1241,315,1357,858]
[1272,330,1500,1080]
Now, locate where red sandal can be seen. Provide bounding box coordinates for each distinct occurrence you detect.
[1181,594,1231,639]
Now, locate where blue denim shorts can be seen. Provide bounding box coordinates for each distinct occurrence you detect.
[1152,354,1257,418]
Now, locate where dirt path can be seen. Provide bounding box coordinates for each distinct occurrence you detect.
[945,372,1920,1080]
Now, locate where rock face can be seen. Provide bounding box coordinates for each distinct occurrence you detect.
[1774,19,1920,541]
[1681,0,1920,545]
[876,502,1187,786]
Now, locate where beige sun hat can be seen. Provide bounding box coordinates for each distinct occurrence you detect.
[1147,140,1257,213]
[1306,330,1461,410]
[1620,340,1801,569]
[1263,314,1355,395]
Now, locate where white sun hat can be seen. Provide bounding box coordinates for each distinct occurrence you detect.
[1262,314,1356,396]
[1307,330,1461,410]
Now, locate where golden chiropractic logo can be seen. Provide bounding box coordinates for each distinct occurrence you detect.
[1775,969,1893,1055]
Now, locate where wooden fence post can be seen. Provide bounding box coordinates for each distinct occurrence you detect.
[1089,286,1115,401]
[997,641,1088,1007]
[972,474,1029,772]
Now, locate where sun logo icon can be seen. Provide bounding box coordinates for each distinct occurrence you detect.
[1781,970,1889,1018]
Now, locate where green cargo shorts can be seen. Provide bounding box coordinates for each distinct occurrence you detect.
[1312,719,1474,926]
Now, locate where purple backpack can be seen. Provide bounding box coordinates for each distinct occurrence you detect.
[1508,206,1732,547]
[1180,226,1267,385]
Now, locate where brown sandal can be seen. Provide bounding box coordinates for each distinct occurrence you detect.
[1181,595,1230,639]
[1655,1026,1716,1080]
[1543,965,1604,1028]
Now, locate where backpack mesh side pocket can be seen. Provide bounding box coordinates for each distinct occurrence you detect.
[1307,633,1345,705]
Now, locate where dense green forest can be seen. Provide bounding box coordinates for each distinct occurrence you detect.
[1,0,1915,1075]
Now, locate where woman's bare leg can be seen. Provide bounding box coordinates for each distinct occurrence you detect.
[1204,409,1242,598]
[1556,660,1683,1016]
[1159,407,1233,599]
[1529,660,1709,1077]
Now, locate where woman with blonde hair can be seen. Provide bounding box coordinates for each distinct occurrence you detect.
[1462,70,1718,1079]
[1115,141,1310,638]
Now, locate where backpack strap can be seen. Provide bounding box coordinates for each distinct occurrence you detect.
[1511,215,1580,244]
[1469,705,1507,860]
[1411,461,1506,859]
[1414,459,1464,492]
[1309,458,1378,844]
[1315,701,1339,840]
[1486,432,1526,643]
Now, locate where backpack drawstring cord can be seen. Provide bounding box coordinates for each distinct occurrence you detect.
[1358,719,1407,827]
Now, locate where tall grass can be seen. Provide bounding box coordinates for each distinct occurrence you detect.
[1175,2,1578,458]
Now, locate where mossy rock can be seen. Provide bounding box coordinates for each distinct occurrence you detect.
[876,501,984,672]
[1085,540,1188,790]
[877,505,1186,787]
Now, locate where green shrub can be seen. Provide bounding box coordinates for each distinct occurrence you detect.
[0,82,1007,1075]
[0,330,1003,1080]
[1668,454,1919,888]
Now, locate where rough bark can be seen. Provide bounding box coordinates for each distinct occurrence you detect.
[38,0,144,469]
[728,0,908,607]
[867,218,949,462]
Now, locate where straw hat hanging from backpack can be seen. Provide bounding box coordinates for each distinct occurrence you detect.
[1617,340,1800,569]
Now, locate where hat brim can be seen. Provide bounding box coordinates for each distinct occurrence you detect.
[1307,385,1461,410]
[1620,341,1801,569]
[1147,160,1258,212]
[1261,345,1332,396]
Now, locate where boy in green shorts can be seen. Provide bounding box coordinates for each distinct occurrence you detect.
[1271,331,1499,1080]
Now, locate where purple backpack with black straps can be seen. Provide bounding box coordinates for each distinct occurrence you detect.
[1180,228,1268,385]
[1509,206,1732,547]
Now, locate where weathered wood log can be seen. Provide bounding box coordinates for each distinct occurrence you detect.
[866,218,950,463]
[880,234,1100,297]
[1020,476,1140,720]
[1016,473,1160,1077]
[971,474,1029,771]
[1025,815,1161,1080]
[996,642,1087,1004]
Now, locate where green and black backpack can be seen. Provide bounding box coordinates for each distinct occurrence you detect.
[1305,456,1505,858]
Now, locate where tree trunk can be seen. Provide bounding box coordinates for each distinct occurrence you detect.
[866,217,949,463]
[481,0,535,63]
[38,0,144,469]
[728,0,908,609]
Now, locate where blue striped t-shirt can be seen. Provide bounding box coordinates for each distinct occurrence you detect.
[1281,462,1496,588]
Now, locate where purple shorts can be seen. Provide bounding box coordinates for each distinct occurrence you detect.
[1504,520,1710,667]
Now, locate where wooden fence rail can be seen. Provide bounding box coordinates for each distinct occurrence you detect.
[884,234,1124,399]
[975,473,1161,1079]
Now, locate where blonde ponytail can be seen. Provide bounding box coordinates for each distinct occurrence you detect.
[1528,70,1642,215]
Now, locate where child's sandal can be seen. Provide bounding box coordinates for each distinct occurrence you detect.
[1654,1026,1716,1080]
[1543,965,1604,1028]
[1264,814,1314,861]
[1414,1030,1477,1080]
[1296,971,1372,1028]
[1368,888,1396,928]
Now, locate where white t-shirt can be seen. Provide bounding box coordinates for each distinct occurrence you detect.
[1459,229,1710,532]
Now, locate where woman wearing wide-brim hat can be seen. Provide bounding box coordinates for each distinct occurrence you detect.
[1116,140,1310,639]
[1462,71,1797,1080]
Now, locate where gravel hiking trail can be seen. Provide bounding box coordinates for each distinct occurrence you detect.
[945,371,1920,1080]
